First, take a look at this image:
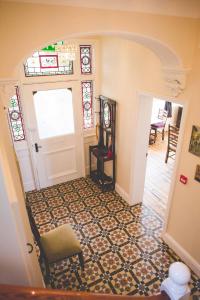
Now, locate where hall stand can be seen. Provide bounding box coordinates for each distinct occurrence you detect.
[89,95,116,191]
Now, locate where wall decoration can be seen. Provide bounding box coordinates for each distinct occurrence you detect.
[194,164,200,183]
[189,125,200,157]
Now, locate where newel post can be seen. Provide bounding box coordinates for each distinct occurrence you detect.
[161,262,191,300]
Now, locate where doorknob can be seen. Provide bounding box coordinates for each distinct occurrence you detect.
[27,242,33,254]
[34,143,42,152]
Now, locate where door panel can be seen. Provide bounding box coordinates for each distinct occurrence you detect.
[44,145,77,180]
[22,82,84,189]
[33,89,75,139]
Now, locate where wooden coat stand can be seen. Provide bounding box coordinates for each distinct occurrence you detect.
[89,95,116,191]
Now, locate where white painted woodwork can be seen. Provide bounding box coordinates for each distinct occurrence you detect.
[14,141,35,192]
[13,133,97,192]
[22,81,85,189]
[130,93,153,205]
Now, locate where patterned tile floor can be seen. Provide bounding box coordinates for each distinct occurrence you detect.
[26,177,200,295]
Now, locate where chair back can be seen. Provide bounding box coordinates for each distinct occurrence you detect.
[158,109,168,124]
[168,125,179,149]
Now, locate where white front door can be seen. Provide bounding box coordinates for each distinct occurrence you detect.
[22,82,85,189]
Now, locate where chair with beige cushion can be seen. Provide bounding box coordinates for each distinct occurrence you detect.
[26,205,84,283]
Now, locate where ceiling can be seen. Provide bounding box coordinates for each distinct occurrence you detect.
[2,0,200,18]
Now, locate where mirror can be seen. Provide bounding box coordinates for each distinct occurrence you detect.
[103,102,111,128]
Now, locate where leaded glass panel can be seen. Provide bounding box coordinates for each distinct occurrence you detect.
[8,88,25,142]
[80,45,92,74]
[24,42,73,77]
[81,81,93,129]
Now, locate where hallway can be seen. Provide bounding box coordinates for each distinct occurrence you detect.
[26,177,200,294]
[143,135,174,219]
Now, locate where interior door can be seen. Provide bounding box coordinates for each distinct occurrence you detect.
[22,82,85,189]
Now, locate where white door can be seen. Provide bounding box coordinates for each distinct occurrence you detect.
[130,93,153,205]
[22,82,85,189]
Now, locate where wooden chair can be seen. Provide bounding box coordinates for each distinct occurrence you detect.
[151,109,168,142]
[149,127,157,144]
[26,205,84,283]
[165,125,179,163]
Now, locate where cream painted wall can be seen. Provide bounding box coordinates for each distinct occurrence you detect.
[0,1,199,78]
[166,47,200,265]
[100,37,168,193]
[100,35,200,272]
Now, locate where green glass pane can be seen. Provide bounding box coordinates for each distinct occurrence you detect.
[42,41,64,52]
[42,45,55,52]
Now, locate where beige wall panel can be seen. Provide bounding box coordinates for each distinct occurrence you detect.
[0,2,199,77]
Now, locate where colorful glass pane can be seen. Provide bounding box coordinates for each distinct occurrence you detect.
[24,41,73,77]
[81,81,93,129]
[80,45,92,74]
[8,88,25,142]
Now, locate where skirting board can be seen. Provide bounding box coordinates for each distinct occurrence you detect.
[24,181,35,192]
[85,165,96,176]
[115,183,130,204]
[162,232,200,277]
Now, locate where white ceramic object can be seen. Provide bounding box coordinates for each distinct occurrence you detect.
[161,262,191,300]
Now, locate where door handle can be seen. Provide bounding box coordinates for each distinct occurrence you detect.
[34,143,42,152]
[27,242,33,254]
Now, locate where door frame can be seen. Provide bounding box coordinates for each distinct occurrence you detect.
[20,80,85,190]
[129,90,187,232]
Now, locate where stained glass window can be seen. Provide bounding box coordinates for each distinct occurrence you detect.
[81,81,93,129]
[24,41,73,77]
[80,45,92,74]
[8,87,25,142]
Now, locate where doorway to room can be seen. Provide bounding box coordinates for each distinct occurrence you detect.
[142,97,183,218]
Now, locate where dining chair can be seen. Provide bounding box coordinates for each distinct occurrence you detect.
[26,205,84,283]
[151,109,168,142]
[165,124,179,163]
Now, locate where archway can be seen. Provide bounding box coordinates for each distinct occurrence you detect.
[8,31,186,194]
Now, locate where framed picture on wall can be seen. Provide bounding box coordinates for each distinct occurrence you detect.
[189,125,200,157]
[194,165,200,183]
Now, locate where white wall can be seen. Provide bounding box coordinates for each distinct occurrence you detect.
[0,166,29,286]
[99,35,200,274]
[164,46,200,273]
[0,101,44,286]
[100,36,168,195]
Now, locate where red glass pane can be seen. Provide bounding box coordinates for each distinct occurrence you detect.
[80,45,92,74]
[8,87,25,142]
[81,81,93,129]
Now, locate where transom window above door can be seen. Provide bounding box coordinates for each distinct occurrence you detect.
[24,41,73,77]
[23,41,94,130]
